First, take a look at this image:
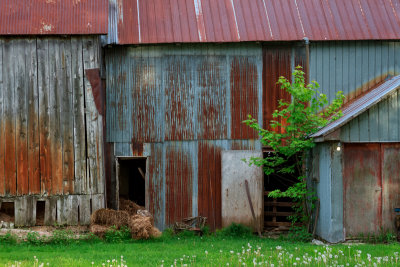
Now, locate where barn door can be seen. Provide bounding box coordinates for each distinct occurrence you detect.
[343,143,400,237]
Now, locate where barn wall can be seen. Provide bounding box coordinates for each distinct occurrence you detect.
[340,90,400,142]
[310,41,400,105]
[106,43,272,230]
[0,36,105,226]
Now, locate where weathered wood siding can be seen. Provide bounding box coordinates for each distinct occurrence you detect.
[0,36,105,225]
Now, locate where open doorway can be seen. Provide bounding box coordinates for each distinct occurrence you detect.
[0,202,15,224]
[117,157,146,207]
[263,150,299,231]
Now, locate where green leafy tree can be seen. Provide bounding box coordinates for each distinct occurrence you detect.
[244,66,344,227]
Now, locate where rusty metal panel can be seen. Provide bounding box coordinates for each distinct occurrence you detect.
[382,143,400,231]
[230,56,260,139]
[343,143,382,236]
[164,142,194,226]
[106,43,263,142]
[106,0,400,45]
[0,0,107,35]
[262,46,292,133]
[221,150,263,231]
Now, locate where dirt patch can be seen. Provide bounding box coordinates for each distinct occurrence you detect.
[89,225,109,238]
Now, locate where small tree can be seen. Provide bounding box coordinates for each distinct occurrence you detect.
[244,66,344,227]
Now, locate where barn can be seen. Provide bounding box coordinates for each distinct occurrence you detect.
[0,0,108,226]
[102,0,400,233]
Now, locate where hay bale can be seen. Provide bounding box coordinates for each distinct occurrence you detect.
[90,224,109,238]
[137,209,154,225]
[150,226,162,238]
[119,199,143,216]
[128,215,153,240]
[90,209,129,228]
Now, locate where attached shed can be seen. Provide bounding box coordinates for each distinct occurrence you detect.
[103,0,400,232]
[0,0,108,226]
[311,76,400,242]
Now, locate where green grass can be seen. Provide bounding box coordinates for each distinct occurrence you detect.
[1,234,400,266]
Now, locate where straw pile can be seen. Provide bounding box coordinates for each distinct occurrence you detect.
[90,208,130,229]
[90,201,161,240]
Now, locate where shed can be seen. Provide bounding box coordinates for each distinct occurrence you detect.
[310,76,400,242]
[0,0,108,226]
[103,0,400,232]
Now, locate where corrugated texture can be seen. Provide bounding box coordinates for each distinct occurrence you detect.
[310,41,400,105]
[0,0,107,35]
[0,36,104,197]
[262,45,292,133]
[114,140,261,230]
[311,75,400,138]
[106,0,400,44]
[106,44,263,142]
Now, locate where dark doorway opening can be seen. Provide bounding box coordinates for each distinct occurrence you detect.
[118,158,146,207]
[36,201,45,226]
[0,202,15,223]
[263,150,299,231]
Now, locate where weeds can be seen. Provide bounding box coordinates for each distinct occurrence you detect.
[104,226,131,243]
[216,223,253,238]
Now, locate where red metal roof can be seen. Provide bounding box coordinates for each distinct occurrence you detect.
[0,0,108,35]
[106,0,400,44]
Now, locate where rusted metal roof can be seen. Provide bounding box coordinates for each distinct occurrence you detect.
[0,0,108,35]
[311,75,400,138]
[105,0,400,44]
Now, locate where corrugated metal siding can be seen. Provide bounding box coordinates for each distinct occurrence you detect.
[0,0,108,35]
[0,37,104,197]
[106,43,263,142]
[340,90,400,142]
[106,0,400,45]
[113,140,261,230]
[310,41,400,105]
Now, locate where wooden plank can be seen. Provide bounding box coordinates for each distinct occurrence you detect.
[15,39,29,195]
[71,37,86,194]
[264,201,296,207]
[44,197,57,226]
[264,211,295,217]
[51,38,63,195]
[27,38,40,194]
[61,38,75,194]
[15,196,35,226]
[38,38,52,195]
[78,195,91,225]
[0,38,5,196]
[4,39,17,195]
[57,196,68,225]
[91,194,105,214]
[66,195,78,225]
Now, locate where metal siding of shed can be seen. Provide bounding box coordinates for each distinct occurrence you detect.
[310,41,400,106]
[0,36,104,197]
[107,0,400,45]
[0,0,107,35]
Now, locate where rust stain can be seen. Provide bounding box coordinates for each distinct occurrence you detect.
[165,144,193,226]
[230,57,259,139]
[0,118,4,196]
[198,141,222,231]
[5,119,16,196]
[131,140,144,156]
[345,73,391,105]
[85,69,104,116]
[28,108,40,194]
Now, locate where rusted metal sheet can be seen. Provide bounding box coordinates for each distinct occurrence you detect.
[344,143,400,236]
[106,0,400,45]
[230,56,260,139]
[0,0,108,35]
[221,150,263,231]
[165,142,194,226]
[262,46,292,133]
[343,143,382,236]
[1,36,104,197]
[106,44,263,143]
